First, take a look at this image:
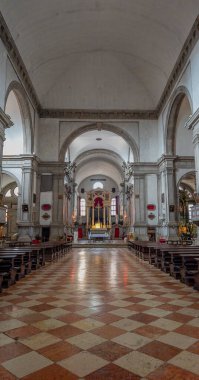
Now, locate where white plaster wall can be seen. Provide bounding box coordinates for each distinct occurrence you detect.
[33,112,40,155]
[157,113,165,157]
[138,120,159,161]
[37,119,60,161]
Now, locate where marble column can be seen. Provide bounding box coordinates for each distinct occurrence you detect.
[193,123,199,194]
[160,157,177,237]
[0,109,12,226]
[134,175,147,238]
[52,174,64,237]
[0,108,13,188]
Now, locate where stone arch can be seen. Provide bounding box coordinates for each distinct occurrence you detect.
[165,86,193,155]
[176,170,196,191]
[1,169,21,190]
[59,122,139,162]
[4,81,33,154]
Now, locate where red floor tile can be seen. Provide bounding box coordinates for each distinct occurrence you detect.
[89,340,132,361]
[92,324,125,339]
[0,342,31,363]
[134,325,167,339]
[148,363,199,380]
[175,325,199,339]
[50,325,83,339]
[164,312,194,323]
[38,341,81,361]
[0,365,17,379]
[85,363,141,379]
[21,363,78,380]
[138,340,181,361]
[6,325,41,339]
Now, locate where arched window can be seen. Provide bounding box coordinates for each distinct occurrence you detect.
[80,198,86,216]
[93,181,103,189]
[111,197,116,216]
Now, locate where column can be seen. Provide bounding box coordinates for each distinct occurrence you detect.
[0,109,12,226]
[17,158,35,238]
[134,175,147,238]
[108,206,111,227]
[92,206,94,226]
[52,174,64,237]
[86,206,89,227]
[192,122,199,243]
[193,123,199,194]
[103,205,105,227]
[159,156,178,238]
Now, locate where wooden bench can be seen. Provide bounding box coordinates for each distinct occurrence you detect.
[179,253,199,286]
[0,247,32,277]
[0,255,17,288]
[160,247,199,272]
[193,258,199,290]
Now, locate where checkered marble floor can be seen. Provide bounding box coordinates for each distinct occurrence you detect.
[0,247,199,379]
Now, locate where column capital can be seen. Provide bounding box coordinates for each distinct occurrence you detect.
[192,131,199,146]
[0,108,13,141]
[184,107,199,130]
[0,107,13,129]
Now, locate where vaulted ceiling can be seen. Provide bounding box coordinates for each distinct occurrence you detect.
[1,0,199,110]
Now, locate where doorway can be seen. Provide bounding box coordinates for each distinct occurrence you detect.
[42,227,50,242]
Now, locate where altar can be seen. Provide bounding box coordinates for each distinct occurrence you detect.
[89,228,110,241]
[86,190,112,239]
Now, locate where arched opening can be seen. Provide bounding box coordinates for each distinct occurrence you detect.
[176,171,197,241]
[63,127,134,240]
[4,82,33,154]
[177,172,196,223]
[4,91,23,155]
[165,87,193,155]
[1,173,19,238]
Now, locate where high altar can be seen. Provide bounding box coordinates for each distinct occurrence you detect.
[86,190,111,238]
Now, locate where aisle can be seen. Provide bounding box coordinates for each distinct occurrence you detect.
[0,248,199,379]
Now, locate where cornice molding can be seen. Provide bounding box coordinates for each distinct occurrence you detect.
[39,108,157,120]
[156,16,199,115]
[0,12,41,111]
[0,12,198,120]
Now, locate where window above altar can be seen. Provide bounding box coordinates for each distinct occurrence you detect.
[93,182,103,190]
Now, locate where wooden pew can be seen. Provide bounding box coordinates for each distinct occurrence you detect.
[0,247,32,277]
[179,253,199,285]
[159,247,199,274]
[193,258,199,290]
[0,255,17,287]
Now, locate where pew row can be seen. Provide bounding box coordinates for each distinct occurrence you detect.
[0,241,72,292]
[128,240,199,289]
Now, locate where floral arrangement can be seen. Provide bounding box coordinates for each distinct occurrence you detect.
[178,222,197,239]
